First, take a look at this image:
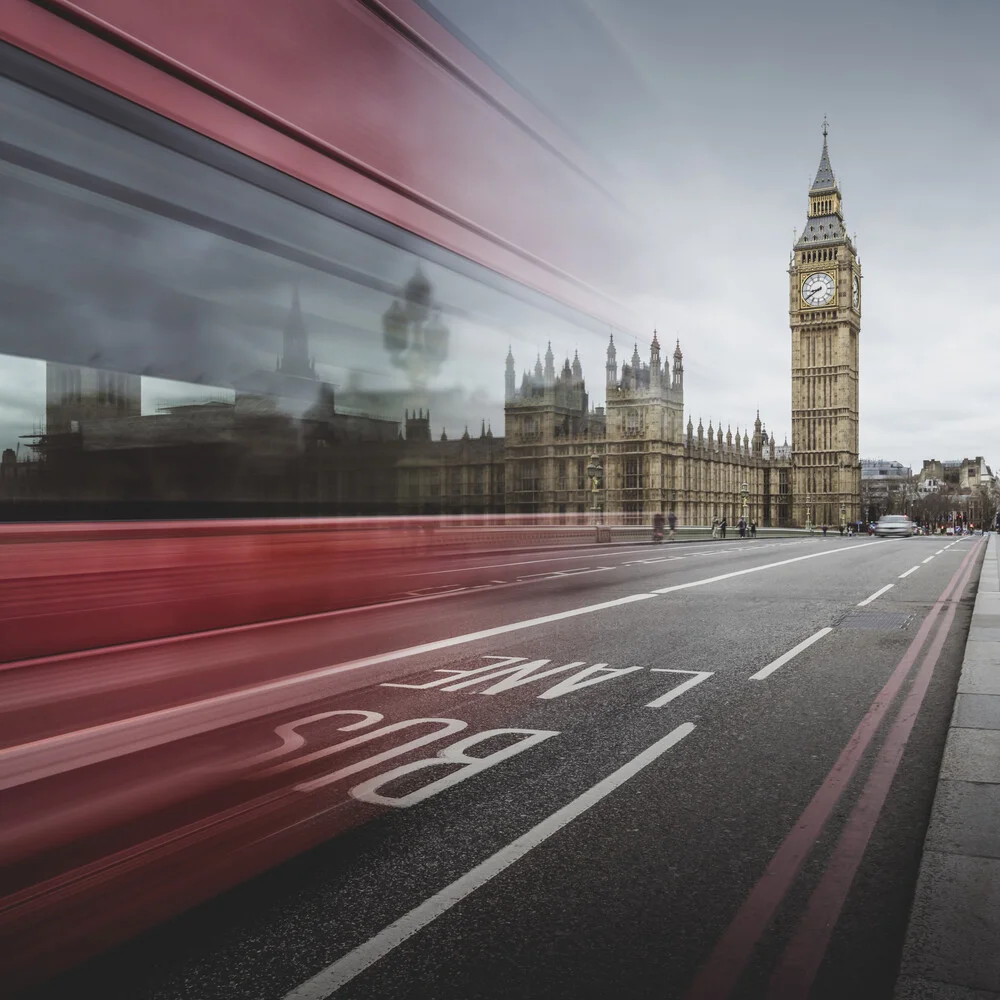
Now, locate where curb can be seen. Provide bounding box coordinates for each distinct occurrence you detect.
[894,533,1000,999]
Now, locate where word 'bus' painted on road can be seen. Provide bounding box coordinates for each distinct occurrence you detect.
[251,709,558,808]
[383,656,714,708]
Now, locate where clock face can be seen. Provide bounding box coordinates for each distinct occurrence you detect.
[802,272,835,307]
[852,274,860,309]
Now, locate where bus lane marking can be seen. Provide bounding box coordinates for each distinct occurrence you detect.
[383,655,714,706]
[749,628,832,681]
[0,541,882,793]
[250,707,559,806]
[282,721,696,1000]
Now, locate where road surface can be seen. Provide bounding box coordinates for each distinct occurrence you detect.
[5,533,984,1000]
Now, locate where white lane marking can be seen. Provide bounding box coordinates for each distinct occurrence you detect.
[935,549,945,555]
[0,593,659,791]
[408,536,809,578]
[652,539,883,595]
[748,628,832,681]
[857,583,894,607]
[899,566,920,579]
[922,556,935,564]
[646,669,714,707]
[281,722,696,999]
[0,538,881,787]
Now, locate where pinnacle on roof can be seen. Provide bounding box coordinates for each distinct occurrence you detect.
[607,334,616,361]
[572,350,582,377]
[506,344,514,363]
[674,339,683,359]
[631,342,641,366]
[651,329,660,349]
[810,118,837,193]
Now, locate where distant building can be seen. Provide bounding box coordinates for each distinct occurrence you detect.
[918,458,991,492]
[862,459,912,481]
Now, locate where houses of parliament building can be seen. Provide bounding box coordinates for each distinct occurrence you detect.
[3,130,861,527]
[499,124,862,528]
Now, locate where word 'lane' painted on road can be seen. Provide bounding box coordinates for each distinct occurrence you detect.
[253,708,559,807]
[383,655,713,708]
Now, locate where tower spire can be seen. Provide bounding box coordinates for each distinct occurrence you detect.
[810,120,837,194]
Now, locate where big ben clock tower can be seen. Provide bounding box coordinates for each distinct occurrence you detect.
[790,122,861,528]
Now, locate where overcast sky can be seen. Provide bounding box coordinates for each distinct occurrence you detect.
[419,0,1000,471]
[1,0,997,475]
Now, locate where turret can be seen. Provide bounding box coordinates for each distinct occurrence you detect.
[606,334,617,388]
[572,350,583,381]
[672,339,684,391]
[544,341,555,385]
[697,417,704,448]
[687,414,694,446]
[650,330,662,389]
[505,345,516,402]
[707,420,714,450]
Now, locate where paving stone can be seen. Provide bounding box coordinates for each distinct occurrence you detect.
[940,729,1000,782]
[899,852,1000,992]
[967,627,1000,643]
[925,781,1000,859]
[953,694,1000,730]
[970,616,1000,630]
[958,650,1000,695]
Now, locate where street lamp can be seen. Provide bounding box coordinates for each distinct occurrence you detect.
[806,493,813,533]
[586,456,603,525]
[840,503,847,531]
[740,481,749,532]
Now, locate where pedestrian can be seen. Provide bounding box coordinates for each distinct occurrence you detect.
[720,517,727,539]
[667,509,677,541]
[822,523,828,536]
[750,520,757,538]
[712,517,719,539]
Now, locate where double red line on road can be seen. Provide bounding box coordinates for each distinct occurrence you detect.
[684,539,984,1000]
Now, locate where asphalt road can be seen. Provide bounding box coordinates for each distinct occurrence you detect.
[6,532,986,1000]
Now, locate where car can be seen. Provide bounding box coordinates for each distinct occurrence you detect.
[875,514,914,537]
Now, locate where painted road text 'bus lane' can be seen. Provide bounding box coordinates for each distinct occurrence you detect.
[245,656,713,813]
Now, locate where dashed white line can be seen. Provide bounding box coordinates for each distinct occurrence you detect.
[858,584,894,607]
[0,538,884,790]
[749,628,833,681]
[899,566,920,579]
[922,556,935,564]
[281,722,697,999]
[652,539,883,595]
[935,549,945,555]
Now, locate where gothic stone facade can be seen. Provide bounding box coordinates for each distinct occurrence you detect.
[504,336,791,526]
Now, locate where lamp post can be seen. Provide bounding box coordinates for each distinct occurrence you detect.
[740,481,749,533]
[806,493,813,533]
[840,503,847,532]
[586,456,603,528]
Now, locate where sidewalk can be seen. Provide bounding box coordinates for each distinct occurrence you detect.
[895,532,1000,999]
